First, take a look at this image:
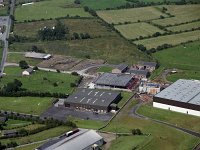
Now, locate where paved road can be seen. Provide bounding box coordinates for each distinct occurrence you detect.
[131,101,200,138]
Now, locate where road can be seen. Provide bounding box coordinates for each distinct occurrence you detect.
[0,0,15,77]
[130,101,200,138]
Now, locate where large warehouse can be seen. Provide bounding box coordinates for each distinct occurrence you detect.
[94,73,135,89]
[153,79,200,117]
[65,89,121,113]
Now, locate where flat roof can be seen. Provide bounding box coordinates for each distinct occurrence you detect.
[65,89,120,107]
[116,63,128,71]
[155,79,200,106]
[139,61,157,67]
[95,73,133,87]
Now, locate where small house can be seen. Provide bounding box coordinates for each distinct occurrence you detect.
[112,64,128,74]
[22,68,33,76]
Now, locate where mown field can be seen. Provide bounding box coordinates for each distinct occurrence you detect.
[0,97,52,115]
[134,30,200,49]
[115,22,165,39]
[15,0,91,22]
[166,21,200,32]
[97,6,168,24]
[153,41,200,70]
[0,66,80,94]
[152,5,200,26]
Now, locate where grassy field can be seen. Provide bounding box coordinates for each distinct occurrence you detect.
[97,66,113,73]
[15,0,91,22]
[16,143,44,150]
[118,92,133,108]
[103,100,200,150]
[3,119,31,130]
[153,41,200,70]
[97,6,168,24]
[0,66,80,94]
[167,70,200,82]
[80,0,128,10]
[134,30,200,49]
[167,21,200,32]
[14,18,115,38]
[1,126,71,145]
[9,37,150,65]
[137,104,200,133]
[0,97,52,115]
[152,5,200,26]
[115,22,165,39]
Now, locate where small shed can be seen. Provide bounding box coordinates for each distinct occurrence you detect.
[22,68,33,76]
[112,64,128,74]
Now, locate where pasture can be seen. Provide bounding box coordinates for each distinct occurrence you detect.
[153,41,200,70]
[0,66,80,94]
[152,5,200,26]
[134,30,200,49]
[0,97,52,115]
[115,22,165,39]
[97,6,168,24]
[166,21,200,32]
[15,0,91,22]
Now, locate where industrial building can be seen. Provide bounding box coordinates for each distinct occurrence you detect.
[153,79,200,117]
[25,52,52,60]
[65,89,121,113]
[94,73,135,89]
[138,61,157,72]
[127,69,150,79]
[36,129,104,150]
[139,82,160,95]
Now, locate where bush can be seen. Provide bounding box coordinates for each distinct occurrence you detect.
[19,60,29,69]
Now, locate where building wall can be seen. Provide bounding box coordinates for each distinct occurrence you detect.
[153,102,200,117]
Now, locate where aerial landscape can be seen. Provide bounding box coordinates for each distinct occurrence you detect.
[0,0,199,149]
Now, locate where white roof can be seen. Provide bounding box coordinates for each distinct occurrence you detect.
[25,52,51,59]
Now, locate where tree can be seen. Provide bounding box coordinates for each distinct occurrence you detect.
[137,44,146,51]
[84,6,89,12]
[2,79,23,93]
[19,60,29,69]
[73,32,80,40]
[74,0,80,4]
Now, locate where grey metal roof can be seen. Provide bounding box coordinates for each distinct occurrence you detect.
[95,73,133,87]
[128,69,149,76]
[117,64,128,71]
[139,61,157,67]
[25,67,33,73]
[155,79,200,106]
[65,89,120,107]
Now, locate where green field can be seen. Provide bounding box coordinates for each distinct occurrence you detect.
[167,21,200,32]
[16,143,44,150]
[152,5,200,26]
[0,97,52,115]
[0,66,80,94]
[3,119,31,130]
[134,30,200,49]
[97,66,113,73]
[15,0,91,22]
[138,104,200,133]
[115,22,165,39]
[97,6,168,24]
[153,41,200,70]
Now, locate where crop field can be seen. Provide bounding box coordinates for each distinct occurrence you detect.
[0,97,52,115]
[0,66,80,94]
[134,30,200,49]
[166,21,200,32]
[115,22,165,39]
[153,41,200,70]
[14,18,115,38]
[152,5,200,26]
[15,0,91,22]
[97,6,168,24]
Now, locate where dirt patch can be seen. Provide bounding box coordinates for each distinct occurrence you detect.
[98,132,116,150]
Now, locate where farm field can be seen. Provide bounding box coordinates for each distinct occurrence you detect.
[115,22,165,39]
[0,97,52,115]
[153,41,200,70]
[0,66,80,94]
[152,5,200,26]
[9,36,150,64]
[3,119,31,130]
[166,21,200,32]
[137,104,200,133]
[103,100,200,150]
[134,30,200,49]
[97,6,168,24]
[15,0,91,22]
[16,143,44,150]
[14,18,115,38]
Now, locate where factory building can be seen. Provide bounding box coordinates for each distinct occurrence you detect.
[153,79,200,117]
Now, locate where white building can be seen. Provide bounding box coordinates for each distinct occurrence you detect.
[22,68,33,76]
[153,79,200,117]
[25,52,51,60]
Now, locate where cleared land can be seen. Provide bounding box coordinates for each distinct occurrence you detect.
[97,7,168,24]
[134,30,200,49]
[0,66,80,94]
[0,97,52,115]
[152,5,200,26]
[137,104,200,133]
[115,22,165,39]
[15,0,91,22]
[153,41,200,70]
[166,21,200,32]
